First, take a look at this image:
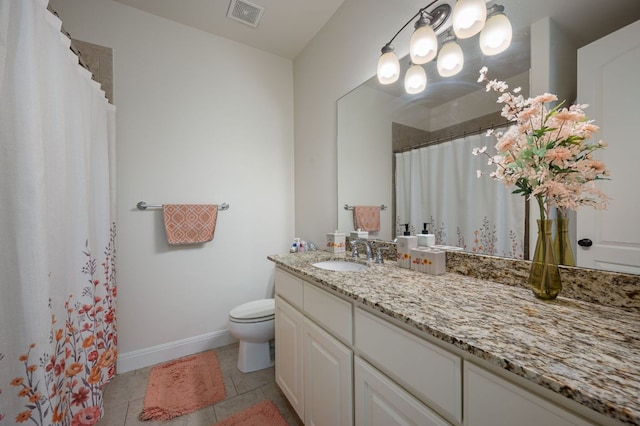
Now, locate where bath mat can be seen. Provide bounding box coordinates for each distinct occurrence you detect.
[213,400,288,426]
[140,350,226,421]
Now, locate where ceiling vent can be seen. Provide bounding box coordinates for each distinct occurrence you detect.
[227,0,264,28]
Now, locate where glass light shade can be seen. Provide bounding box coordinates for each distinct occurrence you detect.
[480,13,512,55]
[452,0,487,39]
[404,64,427,94]
[409,24,438,65]
[377,50,400,84]
[437,41,464,77]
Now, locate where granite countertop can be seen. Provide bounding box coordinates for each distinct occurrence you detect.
[268,251,640,425]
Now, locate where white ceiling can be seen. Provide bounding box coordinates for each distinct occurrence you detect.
[113,0,640,61]
[113,0,345,59]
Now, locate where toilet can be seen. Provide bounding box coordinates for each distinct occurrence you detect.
[228,298,275,373]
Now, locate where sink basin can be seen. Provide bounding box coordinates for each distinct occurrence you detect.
[312,260,368,272]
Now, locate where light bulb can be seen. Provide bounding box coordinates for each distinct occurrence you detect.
[410,22,438,64]
[480,13,512,55]
[404,64,427,94]
[452,0,487,39]
[377,47,400,84]
[437,41,464,77]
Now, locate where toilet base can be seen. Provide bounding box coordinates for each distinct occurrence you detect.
[237,340,273,373]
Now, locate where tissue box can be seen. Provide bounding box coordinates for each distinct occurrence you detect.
[396,236,417,269]
[326,231,345,253]
[411,249,446,275]
[350,230,369,239]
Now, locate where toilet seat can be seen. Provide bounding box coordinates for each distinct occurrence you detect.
[229,298,275,323]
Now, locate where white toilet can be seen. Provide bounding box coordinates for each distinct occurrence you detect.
[228,298,275,373]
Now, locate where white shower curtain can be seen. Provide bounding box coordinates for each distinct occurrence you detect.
[0,1,116,425]
[396,131,525,259]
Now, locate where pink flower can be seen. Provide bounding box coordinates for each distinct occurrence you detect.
[545,147,573,164]
[532,93,558,103]
[71,406,101,426]
[474,67,610,216]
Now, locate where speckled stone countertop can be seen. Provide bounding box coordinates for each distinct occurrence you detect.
[268,251,640,425]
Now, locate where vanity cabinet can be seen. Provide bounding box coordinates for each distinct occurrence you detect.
[274,268,353,425]
[274,265,611,426]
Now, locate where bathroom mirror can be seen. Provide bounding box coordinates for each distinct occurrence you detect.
[337,0,640,272]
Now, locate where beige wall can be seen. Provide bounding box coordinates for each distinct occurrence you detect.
[50,0,295,372]
[293,0,427,246]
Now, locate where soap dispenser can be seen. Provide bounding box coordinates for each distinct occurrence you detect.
[417,222,435,247]
[396,224,417,269]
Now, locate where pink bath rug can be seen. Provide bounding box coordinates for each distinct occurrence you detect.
[213,400,288,426]
[140,350,226,421]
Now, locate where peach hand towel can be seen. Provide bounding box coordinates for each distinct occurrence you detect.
[163,204,218,245]
[353,206,380,232]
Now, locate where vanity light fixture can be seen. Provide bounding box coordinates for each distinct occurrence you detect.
[437,29,464,77]
[376,1,512,94]
[377,44,401,84]
[479,4,513,55]
[405,62,428,94]
[410,11,439,65]
[376,1,450,85]
[451,0,487,39]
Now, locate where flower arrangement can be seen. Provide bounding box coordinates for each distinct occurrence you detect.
[472,66,610,220]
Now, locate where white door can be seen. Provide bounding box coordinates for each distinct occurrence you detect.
[275,296,305,420]
[303,317,353,426]
[576,20,640,273]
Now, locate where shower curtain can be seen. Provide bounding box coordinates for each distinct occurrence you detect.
[0,1,117,425]
[396,131,525,259]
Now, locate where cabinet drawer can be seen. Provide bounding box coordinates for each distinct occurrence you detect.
[464,362,595,426]
[275,268,303,309]
[303,282,353,345]
[355,308,461,424]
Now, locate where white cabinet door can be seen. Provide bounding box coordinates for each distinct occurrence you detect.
[355,357,450,426]
[275,295,304,420]
[464,362,594,426]
[576,20,640,273]
[303,317,353,426]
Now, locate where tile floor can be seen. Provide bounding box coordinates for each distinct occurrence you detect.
[99,343,303,425]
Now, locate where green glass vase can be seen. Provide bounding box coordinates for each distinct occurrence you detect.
[553,217,575,266]
[529,219,562,300]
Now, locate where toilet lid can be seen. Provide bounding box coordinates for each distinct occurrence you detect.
[229,298,275,321]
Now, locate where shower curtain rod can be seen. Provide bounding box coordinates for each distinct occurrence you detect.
[136,201,230,210]
[394,120,509,154]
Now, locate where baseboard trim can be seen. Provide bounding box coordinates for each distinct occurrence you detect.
[116,329,237,373]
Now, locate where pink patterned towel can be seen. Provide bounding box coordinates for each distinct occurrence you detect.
[162,204,218,245]
[353,206,380,232]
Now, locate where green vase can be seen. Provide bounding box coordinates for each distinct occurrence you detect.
[553,217,575,266]
[529,219,562,300]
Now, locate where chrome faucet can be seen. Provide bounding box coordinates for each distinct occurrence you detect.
[351,239,374,261]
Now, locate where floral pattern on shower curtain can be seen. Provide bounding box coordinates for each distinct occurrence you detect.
[395,131,525,259]
[0,1,117,425]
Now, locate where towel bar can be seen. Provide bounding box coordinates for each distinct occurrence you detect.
[344,204,387,210]
[136,201,230,211]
